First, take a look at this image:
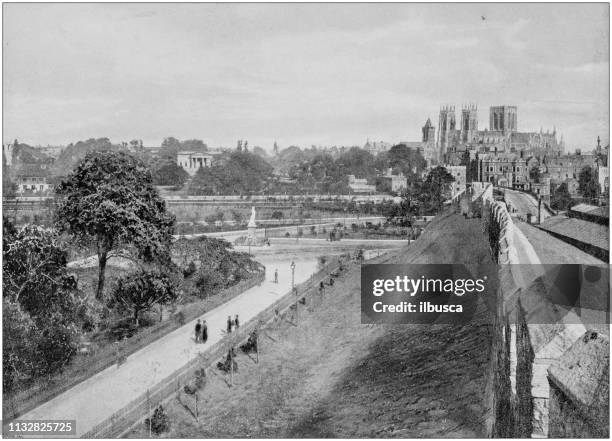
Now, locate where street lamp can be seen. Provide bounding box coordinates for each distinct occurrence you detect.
[290,261,297,324]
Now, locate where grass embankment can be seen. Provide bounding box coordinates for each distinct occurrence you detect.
[128,212,496,438]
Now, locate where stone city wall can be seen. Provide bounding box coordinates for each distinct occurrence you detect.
[476,183,609,438]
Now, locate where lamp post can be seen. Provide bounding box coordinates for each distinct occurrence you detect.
[290,261,297,324]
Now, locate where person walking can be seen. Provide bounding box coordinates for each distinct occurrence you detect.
[201,319,208,344]
[227,315,233,334]
[234,314,240,329]
[274,269,278,284]
[195,319,202,343]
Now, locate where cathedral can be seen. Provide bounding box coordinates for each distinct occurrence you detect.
[414,104,563,166]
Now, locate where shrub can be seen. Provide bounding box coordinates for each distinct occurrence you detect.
[146,405,169,435]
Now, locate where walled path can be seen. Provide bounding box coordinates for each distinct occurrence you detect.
[20,255,320,437]
[503,188,551,222]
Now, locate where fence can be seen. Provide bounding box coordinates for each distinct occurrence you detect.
[81,257,351,438]
[3,273,265,423]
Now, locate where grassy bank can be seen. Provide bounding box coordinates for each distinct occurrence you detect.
[127,213,496,438]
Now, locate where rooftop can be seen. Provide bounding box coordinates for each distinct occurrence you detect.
[537,215,609,252]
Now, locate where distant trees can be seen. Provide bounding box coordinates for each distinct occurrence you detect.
[387,144,427,178]
[159,138,207,161]
[188,151,273,195]
[578,165,600,200]
[55,151,175,300]
[153,162,189,187]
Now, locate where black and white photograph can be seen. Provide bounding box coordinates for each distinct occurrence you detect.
[1,2,610,439]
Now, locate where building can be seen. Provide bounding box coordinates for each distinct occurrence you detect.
[177,151,214,176]
[379,168,407,192]
[348,175,376,193]
[544,152,598,183]
[477,152,528,189]
[363,139,391,155]
[489,105,518,133]
[15,164,50,193]
[434,104,563,164]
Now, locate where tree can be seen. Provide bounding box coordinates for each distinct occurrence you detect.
[55,151,175,300]
[271,210,284,221]
[153,162,189,187]
[529,166,541,184]
[3,222,82,392]
[112,268,178,325]
[387,144,427,178]
[578,166,600,200]
[418,166,455,213]
[550,183,574,211]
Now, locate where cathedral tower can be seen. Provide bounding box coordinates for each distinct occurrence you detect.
[437,105,456,155]
[422,118,435,143]
[489,105,517,134]
[460,104,478,143]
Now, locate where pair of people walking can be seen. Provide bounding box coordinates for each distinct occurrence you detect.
[194,319,208,344]
[227,314,239,334]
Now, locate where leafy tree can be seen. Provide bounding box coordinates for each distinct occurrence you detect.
[387,144,427,178]
[230,209,244,224]
[550,183,574,211]
[52,138,121,176]
[418,166,455,214]
[55,151,175,300]
[271,210,284,220]
[172,236,264,297]
[153,162,189,187]
[112,268,178,325]
[2,222,82,392]
[188,151,273,195]
[578,165,600,200]
[159,137,182,159]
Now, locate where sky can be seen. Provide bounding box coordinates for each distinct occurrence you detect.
[3,3,610,151]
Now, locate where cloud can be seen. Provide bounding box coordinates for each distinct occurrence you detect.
[436,37,479,49]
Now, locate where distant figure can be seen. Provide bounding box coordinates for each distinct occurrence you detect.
[234,314,240,329]
[201,320,208,344]
[319,280,325,294]
[227,315,233,334]
[195,319,202,343]
[274,269,278,284]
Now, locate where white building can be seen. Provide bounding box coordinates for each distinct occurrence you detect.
[177,151,214,176]
[379,168,408,192]
[348,175,376,193]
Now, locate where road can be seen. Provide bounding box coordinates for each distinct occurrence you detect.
[21,254,321,436]
[502,188,551,222]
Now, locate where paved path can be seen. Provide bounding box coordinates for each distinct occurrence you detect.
[21,256,320,436]
[503,189,552,222]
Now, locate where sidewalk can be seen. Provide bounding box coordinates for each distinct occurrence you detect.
[20,257,319,436]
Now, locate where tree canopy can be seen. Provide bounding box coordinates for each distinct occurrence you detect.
[188,151,273,195]
[3,221,83,392]
[55,151,175,300]
[578,165,600,200]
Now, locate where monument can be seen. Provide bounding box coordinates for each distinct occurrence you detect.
[247,206,257,242]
